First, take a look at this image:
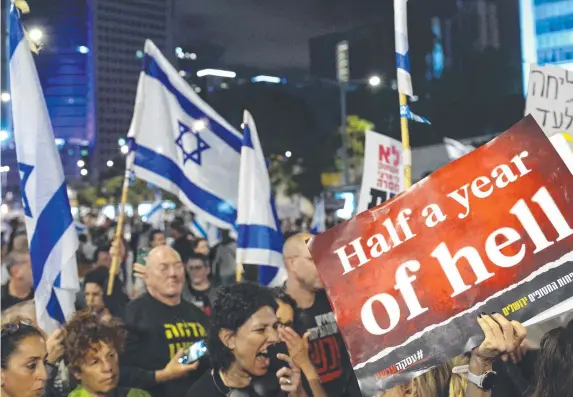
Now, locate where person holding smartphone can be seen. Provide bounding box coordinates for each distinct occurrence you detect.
[118,245,210,397]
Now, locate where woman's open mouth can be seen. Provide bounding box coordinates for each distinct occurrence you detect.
[255,349,270,368]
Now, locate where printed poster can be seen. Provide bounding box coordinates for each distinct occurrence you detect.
[308,115,573,395]
[357,131,404,214]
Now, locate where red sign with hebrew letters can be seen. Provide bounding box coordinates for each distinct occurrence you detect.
[308,116,573,395]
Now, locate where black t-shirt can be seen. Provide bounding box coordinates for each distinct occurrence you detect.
[1,283,33,310]
[187,369,287,397]
[293,290,361,397]
[189,287,212,316]
[121,293,210,397]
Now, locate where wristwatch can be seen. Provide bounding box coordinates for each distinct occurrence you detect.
[467,370,497,390]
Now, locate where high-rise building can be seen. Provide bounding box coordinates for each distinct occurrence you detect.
[520,0,573,92]
[90,0,173,179]
[0,0,173,193]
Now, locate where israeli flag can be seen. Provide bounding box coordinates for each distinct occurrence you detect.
[394,0,413,97]
[443,137,475,161]
[310,196,326,234]
[400,105,431,125]
[127,40,241,231]
[191,215,222,248]
[75,222,86,234]
[143,201,165,230]
[236,111,286,286]
[9,5,79,333]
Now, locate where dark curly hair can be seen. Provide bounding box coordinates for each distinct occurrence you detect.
[1,320,43,369]
[63,309,126,372]
[208,282,278,371]
[270,287,298,311]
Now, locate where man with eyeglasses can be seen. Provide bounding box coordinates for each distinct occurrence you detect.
[182,253,216,316]
[118,245,210,397]
[1,249,34,310]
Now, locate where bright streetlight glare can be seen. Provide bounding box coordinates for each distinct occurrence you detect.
[190,53,197,60]
[1,92,10,102]
[285,150,292,158]
[192,119,207,131]
[118,138,126,146]
[77,46,89,54]
[80,169,88,176]
[368,75,382,87]
[120,145,129,154]
[77,160,85,168]
[28,28,43,42]
[196,69,236,78]
[107,160,114,167]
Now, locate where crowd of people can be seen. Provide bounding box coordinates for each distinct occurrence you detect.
[1,214,572,397]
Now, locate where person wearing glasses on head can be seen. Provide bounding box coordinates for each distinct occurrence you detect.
[1,319,50,397]
[186,283,307,397]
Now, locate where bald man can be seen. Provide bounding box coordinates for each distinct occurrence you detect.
[283,233,361,397]
[119,245,210,397]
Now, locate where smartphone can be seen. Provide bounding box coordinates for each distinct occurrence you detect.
[178,340,208,364]
[136,248,150,265]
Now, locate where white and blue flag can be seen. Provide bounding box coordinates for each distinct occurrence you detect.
[236,111,286,286]
[9,5,79,333]
[127,40,241,231]
[191,215,222,248]
[395,0,413,97]
[142,188,165,230]
[400,105,431,125]
[310,196,326,234]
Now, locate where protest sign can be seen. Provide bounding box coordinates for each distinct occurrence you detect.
[525,64,573,138]
[308,115,573,395]
[357,131,404,213]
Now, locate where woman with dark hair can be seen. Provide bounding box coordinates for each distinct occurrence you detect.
[187,283,307,397]
[1,319,49,397]
[528,319,573,397]
[270,288,327,397]
[63,310,150,397]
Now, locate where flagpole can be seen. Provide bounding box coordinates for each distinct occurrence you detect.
[399,93,412,189]
[236,262,243,283]
[107,170,130,295]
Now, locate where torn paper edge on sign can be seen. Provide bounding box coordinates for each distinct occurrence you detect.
[352,252,573,371]
[351,133,573,371]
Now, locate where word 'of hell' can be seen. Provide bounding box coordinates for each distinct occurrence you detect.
[332,151,571,336]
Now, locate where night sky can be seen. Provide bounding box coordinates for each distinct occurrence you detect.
[174,0,389,71]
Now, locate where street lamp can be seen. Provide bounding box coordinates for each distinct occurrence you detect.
[368,75,382,87]
[107,160,114,167]
[28,28,43,43]
[285,151,292,158]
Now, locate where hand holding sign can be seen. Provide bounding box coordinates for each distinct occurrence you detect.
[472,313,527,364]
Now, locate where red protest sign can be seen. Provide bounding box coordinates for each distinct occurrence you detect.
[308,116,573,395]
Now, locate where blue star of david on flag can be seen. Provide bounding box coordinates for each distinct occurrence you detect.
[18,162,34,217]
[175,120,211,166]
